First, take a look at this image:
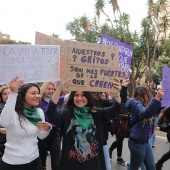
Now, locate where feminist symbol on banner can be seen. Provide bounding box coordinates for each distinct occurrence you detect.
[111,53,115,60]
[73,55,77,62]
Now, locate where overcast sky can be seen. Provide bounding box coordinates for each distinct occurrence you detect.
[0,0,148,44]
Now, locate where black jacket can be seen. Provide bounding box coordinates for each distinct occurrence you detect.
[46,99,123,170]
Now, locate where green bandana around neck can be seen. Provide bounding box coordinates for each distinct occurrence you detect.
[23,107,42,126]
[73,107,92,130]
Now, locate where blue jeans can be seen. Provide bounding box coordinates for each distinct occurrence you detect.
[127,139,155,170]
[103,145,111,170]
[140,162,146,170]
[150,116,159,147]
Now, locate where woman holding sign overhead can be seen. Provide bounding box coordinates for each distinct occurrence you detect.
[0,77,52,170]
[46,70,123,170]
[38,81,69,170]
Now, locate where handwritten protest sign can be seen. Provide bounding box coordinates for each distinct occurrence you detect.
[0,45,60,85]
[35,31,64,74]
[161,66,170,107]
[63,40,125,92]
[100,34,133,77]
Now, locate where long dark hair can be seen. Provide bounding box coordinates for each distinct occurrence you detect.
[64,91,94,111]
[133,85,152,107]
[15,83,40,126]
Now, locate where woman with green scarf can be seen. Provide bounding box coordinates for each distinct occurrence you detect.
[0,76,52,170]
[46,71,123,170]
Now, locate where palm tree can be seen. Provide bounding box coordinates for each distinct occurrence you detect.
[144,0,169,83]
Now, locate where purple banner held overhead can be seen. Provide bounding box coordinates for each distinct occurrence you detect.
[161,66,170,107]
[100,34,133,77]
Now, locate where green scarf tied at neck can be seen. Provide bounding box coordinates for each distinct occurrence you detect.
[23,107,42,126]
[73,107,92,130]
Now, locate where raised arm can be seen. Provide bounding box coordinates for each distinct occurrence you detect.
[52,70,70,104]
[45,70,70,127]
[120,77,130,104]
[0,77,23,127]
[137,88,164,118]
[96,78,123,122]
[40,82,50,96]
[112,78,122,104]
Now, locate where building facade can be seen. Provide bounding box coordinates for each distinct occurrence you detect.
[0,32,10,40]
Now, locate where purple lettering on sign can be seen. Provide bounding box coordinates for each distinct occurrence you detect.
[80,56,109,65]
[0,47,17,56]
[99,68,125,78]
[100,34,133,77]
[71,48,105,57]
[89,80,114,89]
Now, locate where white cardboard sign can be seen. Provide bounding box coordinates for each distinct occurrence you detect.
[0,45,60,85]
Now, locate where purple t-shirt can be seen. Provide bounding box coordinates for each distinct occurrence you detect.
[40,96,65,127]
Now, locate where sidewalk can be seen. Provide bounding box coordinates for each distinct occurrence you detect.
[155,127,166,137]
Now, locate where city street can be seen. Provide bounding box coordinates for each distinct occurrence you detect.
[46,131,170,170]
[109,134,169,170]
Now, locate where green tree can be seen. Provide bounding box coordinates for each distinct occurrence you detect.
[51,33,60,38]
[144,0,170,83]
[153,34,170,78]
[0,39,31,44]
[65,0,132,44]
[65,0,139,94]
[66,15,100,43]
[65,0,170,94]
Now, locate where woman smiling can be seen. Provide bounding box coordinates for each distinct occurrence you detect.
[46,71,123,170]
[0,77,52,170]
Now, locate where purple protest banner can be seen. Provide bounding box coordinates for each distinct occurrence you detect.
[161,66,170,107]
[100,34,133,77]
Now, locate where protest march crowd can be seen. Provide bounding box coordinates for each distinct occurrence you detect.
[0,36,170,170]
[0,73,170,170]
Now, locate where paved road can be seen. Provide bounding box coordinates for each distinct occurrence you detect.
[108,134,169,170]
[46,132,170,170]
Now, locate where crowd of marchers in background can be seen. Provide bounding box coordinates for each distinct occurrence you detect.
[0,74,169,170]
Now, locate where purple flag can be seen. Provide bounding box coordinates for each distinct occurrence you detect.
[100,34,133,77]
[161,66,170,107]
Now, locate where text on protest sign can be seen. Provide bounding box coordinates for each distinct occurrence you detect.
[161,66,170,107]
[63,40,125,92]
[0,45,60,85]
[100,34,133,77]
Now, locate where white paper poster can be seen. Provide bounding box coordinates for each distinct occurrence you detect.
[0,45,60,85]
